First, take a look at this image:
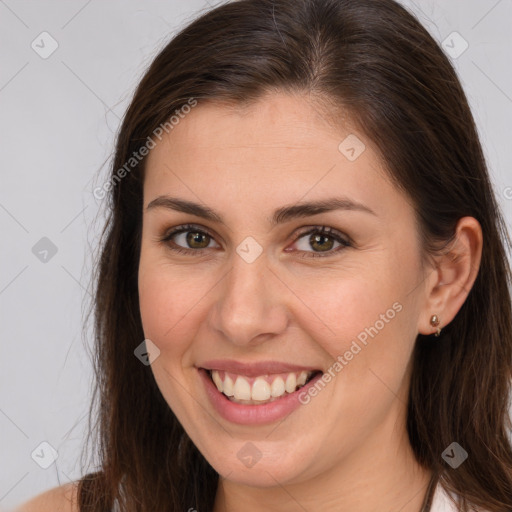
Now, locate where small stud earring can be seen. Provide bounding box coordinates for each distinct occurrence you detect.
[430,314,442,337]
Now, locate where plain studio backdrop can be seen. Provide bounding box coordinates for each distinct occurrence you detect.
[0,0,511,509]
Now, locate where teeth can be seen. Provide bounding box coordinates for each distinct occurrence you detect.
[223,374,234,396]
[234,376,251,400]
[297,371,307,386]
[212,371,223,392]
[285,373,297,393]
[210,369,315,403]
[251,377,271,401]
[270,377,285,397]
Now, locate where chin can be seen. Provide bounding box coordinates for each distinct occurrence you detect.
[201,441,315,487]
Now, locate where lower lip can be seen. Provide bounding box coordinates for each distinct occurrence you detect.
[198,368,323,425]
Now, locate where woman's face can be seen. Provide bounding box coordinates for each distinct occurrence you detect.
[138,92,432,486]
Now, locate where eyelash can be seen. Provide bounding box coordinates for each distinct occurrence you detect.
[159,223,352,259]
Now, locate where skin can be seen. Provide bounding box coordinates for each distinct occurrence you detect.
[133,91,482,512]
[15,482,78,512]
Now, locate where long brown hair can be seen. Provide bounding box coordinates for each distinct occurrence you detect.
[78,0,512,510]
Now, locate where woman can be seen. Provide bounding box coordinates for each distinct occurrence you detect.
[18,0,512,510]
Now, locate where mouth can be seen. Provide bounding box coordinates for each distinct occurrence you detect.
[202,368,323,405]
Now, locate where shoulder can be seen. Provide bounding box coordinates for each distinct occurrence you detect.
[14,482,79,512]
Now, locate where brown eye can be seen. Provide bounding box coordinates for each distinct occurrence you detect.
[161,224,350,258]
[161,224,219,254]
[309,232,335,252]
[186,231,211,249]
[291,226,352,258]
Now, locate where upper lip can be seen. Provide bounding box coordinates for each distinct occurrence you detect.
[198,359,322,378]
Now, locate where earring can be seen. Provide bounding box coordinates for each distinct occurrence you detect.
[430,314,442,337]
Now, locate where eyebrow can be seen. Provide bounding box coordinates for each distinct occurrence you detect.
[145,195,377,226]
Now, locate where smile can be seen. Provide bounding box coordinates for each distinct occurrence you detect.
[207,369,320,404]
[197,361,324,425]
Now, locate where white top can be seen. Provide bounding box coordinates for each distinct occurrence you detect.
[430,483,489,512]
[431,484,458,511]
[100,482,490,512]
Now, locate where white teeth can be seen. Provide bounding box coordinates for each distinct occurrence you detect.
[234,376,251,400]
[285,373,297,393]
[251,377,271,401]
[223,374,234,396]
[270,376,285,397]
[297,371,308,387]
[212,371,223,392]
[209,369,316,403]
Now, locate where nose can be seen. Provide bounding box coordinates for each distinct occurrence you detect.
[209,251,289,347]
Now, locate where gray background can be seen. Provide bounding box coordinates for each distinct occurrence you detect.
[1,0,511,509]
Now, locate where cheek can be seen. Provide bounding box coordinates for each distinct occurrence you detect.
[138,261,210,424]
[290,270,397,357]
[294,257,418,398]
[328,244,418,354]
[138,260,205,356]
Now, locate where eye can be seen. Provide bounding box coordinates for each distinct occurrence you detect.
[288,226,352,258]
[160,224,219,255]
[159,224,352,258]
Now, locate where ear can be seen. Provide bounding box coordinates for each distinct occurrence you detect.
[418,217,483,336]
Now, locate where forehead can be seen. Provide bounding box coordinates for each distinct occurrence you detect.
[143,92,408,223]
[149,93,350,154]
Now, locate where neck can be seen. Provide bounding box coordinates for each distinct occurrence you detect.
[213,407,433,512]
